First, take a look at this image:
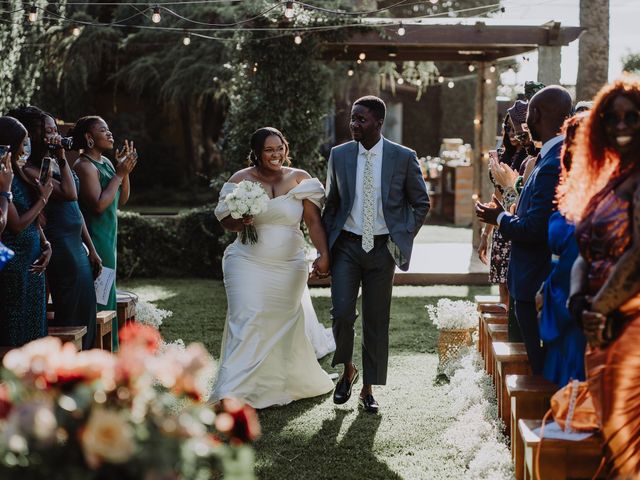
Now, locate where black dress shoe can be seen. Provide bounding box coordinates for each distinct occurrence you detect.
[359,394,379,413]
[333,369,359,405]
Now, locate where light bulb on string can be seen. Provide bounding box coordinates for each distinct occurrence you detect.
[438,76,444,83]
[358,52,366,61]
[397,77,404,85]
[28,4,37,22]
[294,34,302,45]
[397,23,405,36]
[473,118,481,126]
[489,64,496,73]
[485,78,492,84]
[347,67,355,77]
[152,6,161,24]
[448,81,455,88]
[430,0,439,4]
[72,26,81,37]
[468,63,475,72]
[356,59,362,65]
[183,33,191,46]
[284,1,295,19]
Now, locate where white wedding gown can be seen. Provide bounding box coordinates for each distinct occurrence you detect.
[210,178,334,408]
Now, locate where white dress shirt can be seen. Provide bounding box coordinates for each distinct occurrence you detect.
[497,135,565,226]
[344,136,389,235]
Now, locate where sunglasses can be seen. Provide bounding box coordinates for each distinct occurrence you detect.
[601,110,640,128]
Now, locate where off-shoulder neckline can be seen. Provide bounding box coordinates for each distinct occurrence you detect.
[221,177,321,200]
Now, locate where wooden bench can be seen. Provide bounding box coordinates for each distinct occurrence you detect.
[116,291,137,330]
[95,311,115,352]
[479,312,508,363]
[518,419,605,480]
[485,323,508,377]
[507,375,559,480]
[474,294,500,306]
[48,326,87,351]
[493,342,531,434]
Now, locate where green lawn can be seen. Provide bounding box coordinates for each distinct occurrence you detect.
[121,278,493,480]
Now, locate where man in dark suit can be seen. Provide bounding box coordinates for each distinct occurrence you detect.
[476,86,572,374]
[322,96,430,413]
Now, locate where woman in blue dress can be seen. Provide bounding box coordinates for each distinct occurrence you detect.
[10,106,101,350]
[0,116,53,346]
[538,113,588,385]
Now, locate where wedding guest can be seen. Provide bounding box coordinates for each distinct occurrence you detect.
[0,149,12,237]
[478,112,527,307]
[574,100,593,113]
[477,86,572,374]
[562,76,640,477]
[9,106,100,350]
[71,116,137,351]
[210,127,334,408]
[537,112,588,386]
[0,116,53,346]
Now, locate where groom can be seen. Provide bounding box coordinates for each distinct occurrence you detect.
[322,95,430,413]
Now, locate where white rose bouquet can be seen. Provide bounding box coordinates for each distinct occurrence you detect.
[224,180,270,244]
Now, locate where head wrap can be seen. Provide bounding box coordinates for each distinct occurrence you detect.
[507,100,529,125]
[524,81,546,100]
[574,100,594,112]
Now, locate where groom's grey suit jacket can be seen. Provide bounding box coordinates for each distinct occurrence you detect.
[322,138,430,271]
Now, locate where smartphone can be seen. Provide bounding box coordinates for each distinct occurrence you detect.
[39,157,52,184]
[488,150,499,163]
[0,145,10,157]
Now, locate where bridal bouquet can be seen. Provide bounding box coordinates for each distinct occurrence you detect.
[224,180,270,244]
[0,324,259,480]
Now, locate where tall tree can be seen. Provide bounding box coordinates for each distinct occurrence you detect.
[576,0,609,101]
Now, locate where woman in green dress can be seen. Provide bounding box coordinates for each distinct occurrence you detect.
[72,116,137,351]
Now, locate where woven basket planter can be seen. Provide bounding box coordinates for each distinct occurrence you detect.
[437,327,476,373]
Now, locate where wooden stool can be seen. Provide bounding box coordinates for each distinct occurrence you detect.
[479,312,508,363]
[116,291,137,330]
[507,375,559,480]
[518,419,605,480]
[95,311,116,352]
[493,342,530,434]
[48,326,87,351]
[485,323,508,377]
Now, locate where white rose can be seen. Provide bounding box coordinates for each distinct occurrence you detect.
[81,408,136,469]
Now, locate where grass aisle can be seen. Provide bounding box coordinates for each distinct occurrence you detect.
[121,278,493,480]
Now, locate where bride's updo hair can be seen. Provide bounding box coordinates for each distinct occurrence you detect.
[248,127,291,167]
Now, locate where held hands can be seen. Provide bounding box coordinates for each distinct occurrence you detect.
[0,151,13,192]
[489,156,518,189]
[30,242,52,275]
[310,253,330,279]
[475,194,505,226]
[115,140,138,177]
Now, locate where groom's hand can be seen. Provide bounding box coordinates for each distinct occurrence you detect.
[475,194,504,226]
[311,254,330,279]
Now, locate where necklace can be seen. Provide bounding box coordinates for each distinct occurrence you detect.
[81,152,103,164]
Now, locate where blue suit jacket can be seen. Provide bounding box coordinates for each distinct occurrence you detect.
[322,139,430,271]
[499,142,562,302]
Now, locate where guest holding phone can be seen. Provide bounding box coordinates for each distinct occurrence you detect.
[71,116,138,351]
[0,116,53,346]
[0,147,14,271]
[9,106,100,350]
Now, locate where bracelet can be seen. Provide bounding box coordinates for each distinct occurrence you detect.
[40,197,48,206]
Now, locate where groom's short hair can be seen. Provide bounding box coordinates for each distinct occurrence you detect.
[354,96,386,122]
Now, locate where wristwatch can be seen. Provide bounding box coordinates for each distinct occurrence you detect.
[0,191,12,203]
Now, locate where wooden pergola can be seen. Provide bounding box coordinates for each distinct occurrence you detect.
[322,18,583,244]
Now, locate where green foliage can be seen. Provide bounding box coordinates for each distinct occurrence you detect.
[622,52,640,74]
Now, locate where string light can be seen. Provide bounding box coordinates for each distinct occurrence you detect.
[397,77,404,85]
[473,118,480,125]
[358,52,366,61]
[356,59,362,64]
[489,64,496,73]
[284,1,295,19]
[507,66,516,75]
[294,34,302,44]
[397,22,405,36]
[430,0,439,3]
[468,63,475,72]
[28,4,38,22]
[151,6,161,24]
[485,78,492,84]
[448,81,455,88]
[72,26,81,36]
[438,76,444,83]
[183,33,191,45]
[347,67,354,77]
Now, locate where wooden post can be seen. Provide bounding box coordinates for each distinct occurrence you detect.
[538,46,561,85]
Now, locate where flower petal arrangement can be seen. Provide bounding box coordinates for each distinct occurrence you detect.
[427,298,478,330]
[0,325,259,480]
[224,180,270,244]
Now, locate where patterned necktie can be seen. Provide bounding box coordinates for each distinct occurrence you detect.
[361,150,375,252]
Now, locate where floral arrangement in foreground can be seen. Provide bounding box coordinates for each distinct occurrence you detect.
[427,298,478,330]
[442,350,513,480]
[0,324,260,480]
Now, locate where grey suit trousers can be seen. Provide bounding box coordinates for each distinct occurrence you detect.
[330,232,396,385]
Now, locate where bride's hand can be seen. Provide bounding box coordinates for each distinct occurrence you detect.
[311,254,330,279]
[242,215,254,225]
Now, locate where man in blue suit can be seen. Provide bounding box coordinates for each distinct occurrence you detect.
[322,96,430,412]
[476,86,573,374]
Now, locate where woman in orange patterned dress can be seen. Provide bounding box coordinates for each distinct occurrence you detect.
[560,75,640,478]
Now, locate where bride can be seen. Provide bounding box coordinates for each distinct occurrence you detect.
[210,127,334,408]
